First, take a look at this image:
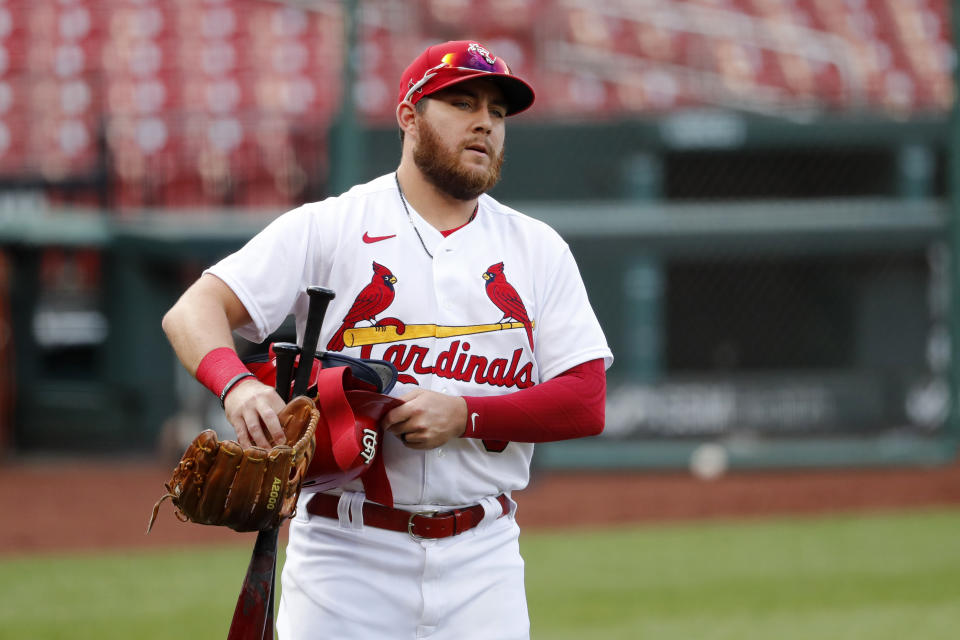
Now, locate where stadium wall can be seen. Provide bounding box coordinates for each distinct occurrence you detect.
[1,113,957,470]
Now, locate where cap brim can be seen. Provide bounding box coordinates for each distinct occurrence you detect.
[426,72,535,116]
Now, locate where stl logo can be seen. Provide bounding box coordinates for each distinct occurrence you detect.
[360,428,378,464]
[467,42,496,65]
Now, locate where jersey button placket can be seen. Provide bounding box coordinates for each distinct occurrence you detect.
[433,251,455,313]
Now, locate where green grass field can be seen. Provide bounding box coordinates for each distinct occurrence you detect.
[1,508,958,639]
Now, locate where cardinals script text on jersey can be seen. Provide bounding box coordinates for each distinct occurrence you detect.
[326,260,536,389]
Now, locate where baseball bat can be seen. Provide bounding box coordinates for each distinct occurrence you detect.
[226,287,335,640]
[258,342,298,638]
[292,286,335,397]
[226,526,282,640]
[226,344,297,640]
[272,342,300,403]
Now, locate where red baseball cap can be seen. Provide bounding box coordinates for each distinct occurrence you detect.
[398,40,535,116]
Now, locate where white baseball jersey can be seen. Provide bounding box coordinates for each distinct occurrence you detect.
[207,172,612,509]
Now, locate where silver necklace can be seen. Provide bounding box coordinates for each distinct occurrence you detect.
[394,173,478,260]
[395,173,434,259]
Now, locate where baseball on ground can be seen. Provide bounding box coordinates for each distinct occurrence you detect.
[689,443,729,480]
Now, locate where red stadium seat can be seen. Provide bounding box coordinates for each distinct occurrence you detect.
[31,114,100,180]
[0,0,954,203]
[0,113,28,174]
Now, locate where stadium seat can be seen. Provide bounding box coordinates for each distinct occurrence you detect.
[0,0,953,205]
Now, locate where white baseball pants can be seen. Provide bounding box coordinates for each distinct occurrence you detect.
[277,492,529,640]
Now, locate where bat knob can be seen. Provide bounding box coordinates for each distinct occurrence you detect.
[307,286,336,301]
[273,342,300,355]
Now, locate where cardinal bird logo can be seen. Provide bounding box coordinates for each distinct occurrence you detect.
[327,261,398,351]
[483,262,534,350]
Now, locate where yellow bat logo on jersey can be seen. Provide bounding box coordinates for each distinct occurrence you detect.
[342,321,533,348]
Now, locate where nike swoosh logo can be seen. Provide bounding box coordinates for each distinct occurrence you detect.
[470,412,480,434]
[363,232,397,244]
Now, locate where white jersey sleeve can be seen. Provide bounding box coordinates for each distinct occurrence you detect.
[533,244,613,381]
[205,204,322,344]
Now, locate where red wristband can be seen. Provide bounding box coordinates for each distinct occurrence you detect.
[196,347,252,400]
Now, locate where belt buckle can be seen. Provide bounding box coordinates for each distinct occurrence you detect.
[407,509,439,541]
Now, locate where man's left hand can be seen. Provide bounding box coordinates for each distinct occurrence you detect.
[381,388,468,449]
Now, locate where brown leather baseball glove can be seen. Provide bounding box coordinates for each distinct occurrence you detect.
[147,396,319,533]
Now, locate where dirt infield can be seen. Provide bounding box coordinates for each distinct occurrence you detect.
[2,457,960,554]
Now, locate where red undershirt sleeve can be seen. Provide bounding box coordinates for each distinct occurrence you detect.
[461,359,606,443]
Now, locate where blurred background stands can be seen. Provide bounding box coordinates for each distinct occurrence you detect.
[0,0,956,472]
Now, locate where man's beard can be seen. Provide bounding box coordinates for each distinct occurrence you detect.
[412,118,504,201]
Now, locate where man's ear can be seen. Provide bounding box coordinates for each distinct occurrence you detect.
[396,101,419,140]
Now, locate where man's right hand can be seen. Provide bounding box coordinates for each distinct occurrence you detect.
[223,378,288,448]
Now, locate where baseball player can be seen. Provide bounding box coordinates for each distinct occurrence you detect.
[162,40,613,639]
